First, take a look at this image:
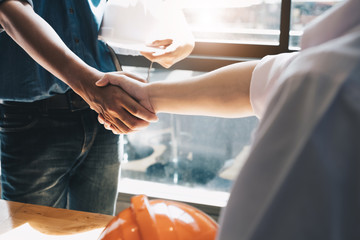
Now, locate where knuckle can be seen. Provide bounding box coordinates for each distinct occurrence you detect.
[126,120,138,130]
[131,107,140,116]
[131,120,150,130]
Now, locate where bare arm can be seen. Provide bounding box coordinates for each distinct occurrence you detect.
[0,0,157,133]
[97,60,258,119]
[149,61,257,118]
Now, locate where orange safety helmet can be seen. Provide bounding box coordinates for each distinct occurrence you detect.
[98,195,218,240]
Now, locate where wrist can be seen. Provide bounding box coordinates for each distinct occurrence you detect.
[64,64,104,100]
[147,81,173,113]
[147,82,161,113]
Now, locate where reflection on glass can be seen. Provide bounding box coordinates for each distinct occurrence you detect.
[290,0,344,49]
[181,0,282,45]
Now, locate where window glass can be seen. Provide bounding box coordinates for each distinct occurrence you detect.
[290,0,344,49]
[181,0,343,50]
[181,0,282,45]
[117,0,344,207]
[119,67,259,206]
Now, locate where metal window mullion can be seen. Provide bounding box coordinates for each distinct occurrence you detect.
[279,0,292,52]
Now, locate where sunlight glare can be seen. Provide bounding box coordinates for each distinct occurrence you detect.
[0,223,105,240]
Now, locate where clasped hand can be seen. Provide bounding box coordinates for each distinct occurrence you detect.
[92,38,194,134]
[95,71,152,134]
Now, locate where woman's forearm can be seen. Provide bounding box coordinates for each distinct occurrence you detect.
[148,60,259,118]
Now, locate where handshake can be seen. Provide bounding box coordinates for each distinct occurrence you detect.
[83,60,258,135]
[92,71,158,135]
[73,39,198,135]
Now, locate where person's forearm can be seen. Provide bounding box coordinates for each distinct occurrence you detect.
[0,1,157,132]
[0,1,101,93]
[148,60,259,118]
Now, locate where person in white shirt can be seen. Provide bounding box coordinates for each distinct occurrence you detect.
[96,0,360,238]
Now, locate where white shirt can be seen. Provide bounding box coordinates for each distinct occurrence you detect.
[217,0,360,239]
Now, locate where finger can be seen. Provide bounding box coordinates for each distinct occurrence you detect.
[109,124,123,134]
[100,109,126,133]
[95,76,110,87]
[140,51,172,68]
[108,124,138,135]
[112,128,121,135]
[110,124,123,135]
[113,71,147,83]
[98,114,105,124]
[118,94,158,122]
[111,107,152,131]
[97,86,158,131]
[100,112,115,130]
[152,49,174,57]
[100,98,150,132]
[152,43,177,56]
[100,118,123,135]
[101,72,147,86]
[104,121,112,130]
[147,39,173,47]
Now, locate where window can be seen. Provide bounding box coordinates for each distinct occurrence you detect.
[182,0,282,46]
[118,66,258,211]
[119,0,342,71]
[116,0,343,214]
[290,0,341,49]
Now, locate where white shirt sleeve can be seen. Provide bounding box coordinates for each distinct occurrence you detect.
[250,52,299,119]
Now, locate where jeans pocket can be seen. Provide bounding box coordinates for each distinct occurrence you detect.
[0,112,39,133]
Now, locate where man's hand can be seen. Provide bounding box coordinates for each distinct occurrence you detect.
[75,71,157,135]
[94,71,155,134]
[141,38,194,68]
[0,1,157,135]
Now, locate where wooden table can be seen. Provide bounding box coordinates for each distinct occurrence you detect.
[0,199,114,240]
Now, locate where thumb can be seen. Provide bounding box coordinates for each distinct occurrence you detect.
[95,76,110,87]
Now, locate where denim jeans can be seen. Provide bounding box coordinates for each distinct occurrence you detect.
[0,102,120,215]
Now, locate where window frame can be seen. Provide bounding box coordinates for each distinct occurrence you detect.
[114,0,293,217]
[117,0,293,72]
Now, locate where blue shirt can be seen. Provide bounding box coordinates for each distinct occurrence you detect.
[0,0,115,101]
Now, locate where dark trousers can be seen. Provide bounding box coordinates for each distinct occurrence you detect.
[0,91,120,215]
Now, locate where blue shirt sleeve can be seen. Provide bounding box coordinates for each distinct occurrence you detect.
[0,0,33,32]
